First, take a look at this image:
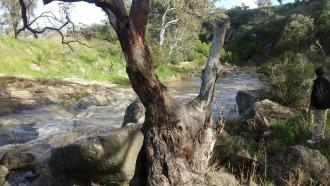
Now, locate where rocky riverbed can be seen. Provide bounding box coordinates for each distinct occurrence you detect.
[0,72,267,185]
[0,72,265,150]
[1,72,329,185]
[0,76,138,185]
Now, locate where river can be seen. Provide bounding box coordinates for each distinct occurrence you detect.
[168,72,265,119]
[0,72,265,150]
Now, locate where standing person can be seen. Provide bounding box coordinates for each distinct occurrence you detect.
[307,66,330,145]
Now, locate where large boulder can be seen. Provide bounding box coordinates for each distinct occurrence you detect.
[122,98,145,127]
[268,145,330,185]
[242,99,299,139]
[0,150,36,170]
[236,90,264,117]
[50,125,144,185]
[236,91,298,129]
[252,99,299,128]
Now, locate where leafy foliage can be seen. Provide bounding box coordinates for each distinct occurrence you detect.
[260,52,315,108]
[79,22,118,42]
[212,0,325,64]
[147,0,218,65]
[150,44,171,68]
[277,14,315,52]
[317,0,330,54]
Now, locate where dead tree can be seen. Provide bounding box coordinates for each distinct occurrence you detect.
[159,6,179,46]
[40,0,230,185]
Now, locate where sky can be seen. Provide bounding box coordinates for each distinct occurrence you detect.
[35,1,106,26]
[36,0,295,26]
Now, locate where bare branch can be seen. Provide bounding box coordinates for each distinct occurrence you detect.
[17,0,88,51]
[161,6,173,28]
[159,6,178,46]
[44,0,128,32]
[164,19,179,28]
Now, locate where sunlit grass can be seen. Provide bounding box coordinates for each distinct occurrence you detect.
[0,35,199,85]
[265,112,330,160]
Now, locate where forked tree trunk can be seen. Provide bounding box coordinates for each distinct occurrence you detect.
[120,19,230,185]
[43,0,230,185]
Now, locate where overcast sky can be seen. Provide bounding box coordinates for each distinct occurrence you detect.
[35,0,295,26]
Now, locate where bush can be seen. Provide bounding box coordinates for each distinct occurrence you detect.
[79,23,118,42]
[170,53,184,65]
[260,52,315,108]
[195,42,210,57]
[150,45,171,69]
[277,14,315,52]
[187,50,206,63]
[220,49,238,64]
[317,0,330,55]
[194,42,238,64]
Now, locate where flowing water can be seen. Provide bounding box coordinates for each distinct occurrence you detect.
[168,72,265,119]
[0,72,265,150]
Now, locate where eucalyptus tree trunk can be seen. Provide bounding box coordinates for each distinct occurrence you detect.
[133,19,230,185]
[43,0,230,185]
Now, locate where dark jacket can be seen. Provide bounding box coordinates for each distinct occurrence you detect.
[311,75,330,110]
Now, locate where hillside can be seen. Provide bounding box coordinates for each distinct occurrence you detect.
[0,36,200,84]
[222,0,326,65]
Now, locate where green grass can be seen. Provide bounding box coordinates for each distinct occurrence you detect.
[0,35,200,85]
[265,112,330,160]
[155,62,201,82]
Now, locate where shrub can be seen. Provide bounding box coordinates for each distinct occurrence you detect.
[150,45,171,69]
[261,52,315,108]
[195,42,210,57]
[220,49,238,64]
[317,0,330,55]
[79,23,118,42]
[195,42,238,64]
[170,53,184,65]
[187,50,205,63]
[277,14,315,52]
